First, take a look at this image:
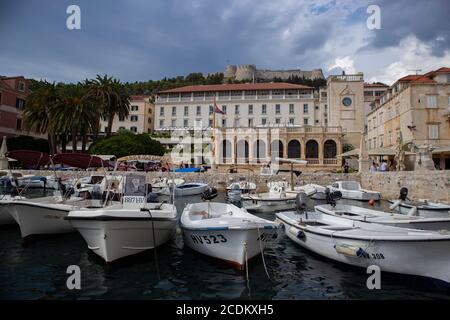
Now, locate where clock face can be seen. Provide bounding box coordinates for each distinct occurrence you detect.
[342,97,352,107]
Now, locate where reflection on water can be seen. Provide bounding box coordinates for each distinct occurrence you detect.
[0,190,449,299]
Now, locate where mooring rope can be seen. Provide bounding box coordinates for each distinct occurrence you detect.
[257,227,271,281]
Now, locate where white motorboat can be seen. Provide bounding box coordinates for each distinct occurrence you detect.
[0,194,25,225]
[7,195,108,238]
[315,204,450,231]
[388,199,450,218]
[181,202,278,269]
[276,210,450,284]
[328,181,380,201]
[174,182,208,197]
[242,182,297,213]
[66,202,178,262]
[151,178,185,195]
[226,181,257,194]
[292,184,327,200]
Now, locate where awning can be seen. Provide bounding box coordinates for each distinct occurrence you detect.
[117,155,164,162]
[6,150,51,168]
[52,153,109,169]
[432,146,450,154]
[339,147,414,157]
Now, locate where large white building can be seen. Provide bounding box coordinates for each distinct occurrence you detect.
[155,83,322,131]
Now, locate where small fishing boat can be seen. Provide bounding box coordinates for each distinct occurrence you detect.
[242,182,297,213]
[388,187,450,218]
[292,184,327,199]
[181,202,278,269]
[226,181,257,194]
[66,202,177,262]
[151,178,185,195]
[276,209,450,284]
[328,181,380,201]
[388,200,450,218]
[174,182,208,197]
[316,203,450,231]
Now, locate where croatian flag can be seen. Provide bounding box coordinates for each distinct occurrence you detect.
[214,96,226,115]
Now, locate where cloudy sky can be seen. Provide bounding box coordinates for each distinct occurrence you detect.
[0,0,449,85]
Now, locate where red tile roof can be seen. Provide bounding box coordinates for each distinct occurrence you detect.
[397,67,449,84]
[159,82,313,94]
[364,83,389,88]
[130,95,151,101]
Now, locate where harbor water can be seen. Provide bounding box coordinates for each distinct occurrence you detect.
[1,189,449,299]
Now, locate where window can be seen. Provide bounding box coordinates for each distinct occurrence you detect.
[196,106,201,116]
[428,124,439,139]
[131,105,139,111]
[427,95,437,108]
[275,104,281,114]
[222,105,227,113]
[289,104,294,114]
[159,119,164,127]
[275,118,281,124]
[303,118,309,125]
[171,119,176,127]
[315,105,319,110]
[235,105,240,114]
[130,126,137,133]
[368,120,371,131]
[248,118,253,127]
[172,106,177,116]
[379,135,384,147]
[184,106,189,116]
[315,120,319,124]
[130,115,138,122]
[209,105,214,115]
[18,81,25,92]
[289,118,295,125]
[119,115,125,122]
[234,119,240,127]
[16,118,22,130]
[248,105,253,115]
[303,104,309,114]
[209,119,213,127]
[184,119,189,127]
[222,119,226,127]
[261,118,267,125]
[118,126,125,131]
[262,104,267,114]
[160,107,164,116]
[16,98,25,110]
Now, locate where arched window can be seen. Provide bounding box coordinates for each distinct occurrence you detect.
[220,140,232,162]
[271,140,284,161]
[287,140,301,158]
[237,140,249,163]
[253,140,266,162]
[306,140,319,158]
[324,140,337,158]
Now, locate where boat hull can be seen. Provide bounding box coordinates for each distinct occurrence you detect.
[8,203,74,238]
[182,227,277,268]
[69,218,177,262]
[330,188,380,201]
[0,207,15,225]
[388,200,450,218]
[278,216,450,283]
[242,199,296,213]
[175,184,207,196]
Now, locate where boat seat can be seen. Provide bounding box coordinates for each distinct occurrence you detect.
[190,211,210,220]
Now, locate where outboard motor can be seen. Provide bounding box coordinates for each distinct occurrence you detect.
[399,187,409,201]
[325,188,342,208]
[295,192,309,218]
[227,183,242,207]
[202,187,218,201]
[146,192,159,203]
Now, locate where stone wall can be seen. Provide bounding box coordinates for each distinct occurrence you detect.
[18,170,450,201]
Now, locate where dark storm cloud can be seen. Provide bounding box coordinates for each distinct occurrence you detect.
[367,0,450,55]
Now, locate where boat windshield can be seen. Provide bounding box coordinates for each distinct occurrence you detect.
[341,181,360,190]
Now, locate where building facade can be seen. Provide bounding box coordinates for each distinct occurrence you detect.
[222,64,325,82]
[367,67,450,169]
[100,95,155,134]
[0,76,44,138]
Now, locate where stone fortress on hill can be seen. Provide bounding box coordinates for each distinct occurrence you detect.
[223,64,325,82]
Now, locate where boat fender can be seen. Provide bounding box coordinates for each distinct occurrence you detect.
[438,229,449,235]
[334,243,365,257]
[175,227,182,235]
[288,226,305,241]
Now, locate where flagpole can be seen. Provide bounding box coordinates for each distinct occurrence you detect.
[212,96,216,170]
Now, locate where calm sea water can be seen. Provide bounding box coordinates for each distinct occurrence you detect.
[1,188,449,300]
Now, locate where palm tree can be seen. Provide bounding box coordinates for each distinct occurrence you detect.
[85,75,130,139]
[23,81,59,154]
[50,84,94,152]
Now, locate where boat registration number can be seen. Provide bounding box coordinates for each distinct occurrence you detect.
[190,234,227,244]
[361,252,385,260]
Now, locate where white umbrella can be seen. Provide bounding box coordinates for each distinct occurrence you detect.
[0,136,9,169]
